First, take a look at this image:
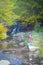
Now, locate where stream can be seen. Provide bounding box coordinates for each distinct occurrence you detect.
[0,50,24,65]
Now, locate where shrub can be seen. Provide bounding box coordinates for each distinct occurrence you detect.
[34,23,40,32]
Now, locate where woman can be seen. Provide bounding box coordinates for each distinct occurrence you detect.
[29,34,32,46]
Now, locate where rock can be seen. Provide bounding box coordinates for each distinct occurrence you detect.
[0,60,10,65]
[29,46,39,51]
[12,32,25,46]
[41,60,43,64]
[0,50,24,65]
[19,42,25,46]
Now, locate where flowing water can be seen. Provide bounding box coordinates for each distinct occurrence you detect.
[0,50,24,65]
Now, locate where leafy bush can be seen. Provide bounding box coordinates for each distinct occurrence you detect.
[34,23,40,32]
[40,28,43,32]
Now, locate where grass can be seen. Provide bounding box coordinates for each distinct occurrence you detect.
[31,31,43,58]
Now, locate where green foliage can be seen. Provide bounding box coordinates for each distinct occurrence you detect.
[0,0,43,25]
[0,0,43,39]
[31,31,43,57]
[40,28,43,32]
[0,0,15,25]
[0,23,8,39]
[13,0,43,24]
[34,23,40,32]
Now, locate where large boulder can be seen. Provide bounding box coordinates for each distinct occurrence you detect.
[0,60,10,65]
[13,32,25,46]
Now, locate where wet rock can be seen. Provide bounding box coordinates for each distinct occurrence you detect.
[0,60,10,65]
[0,50,24,65]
